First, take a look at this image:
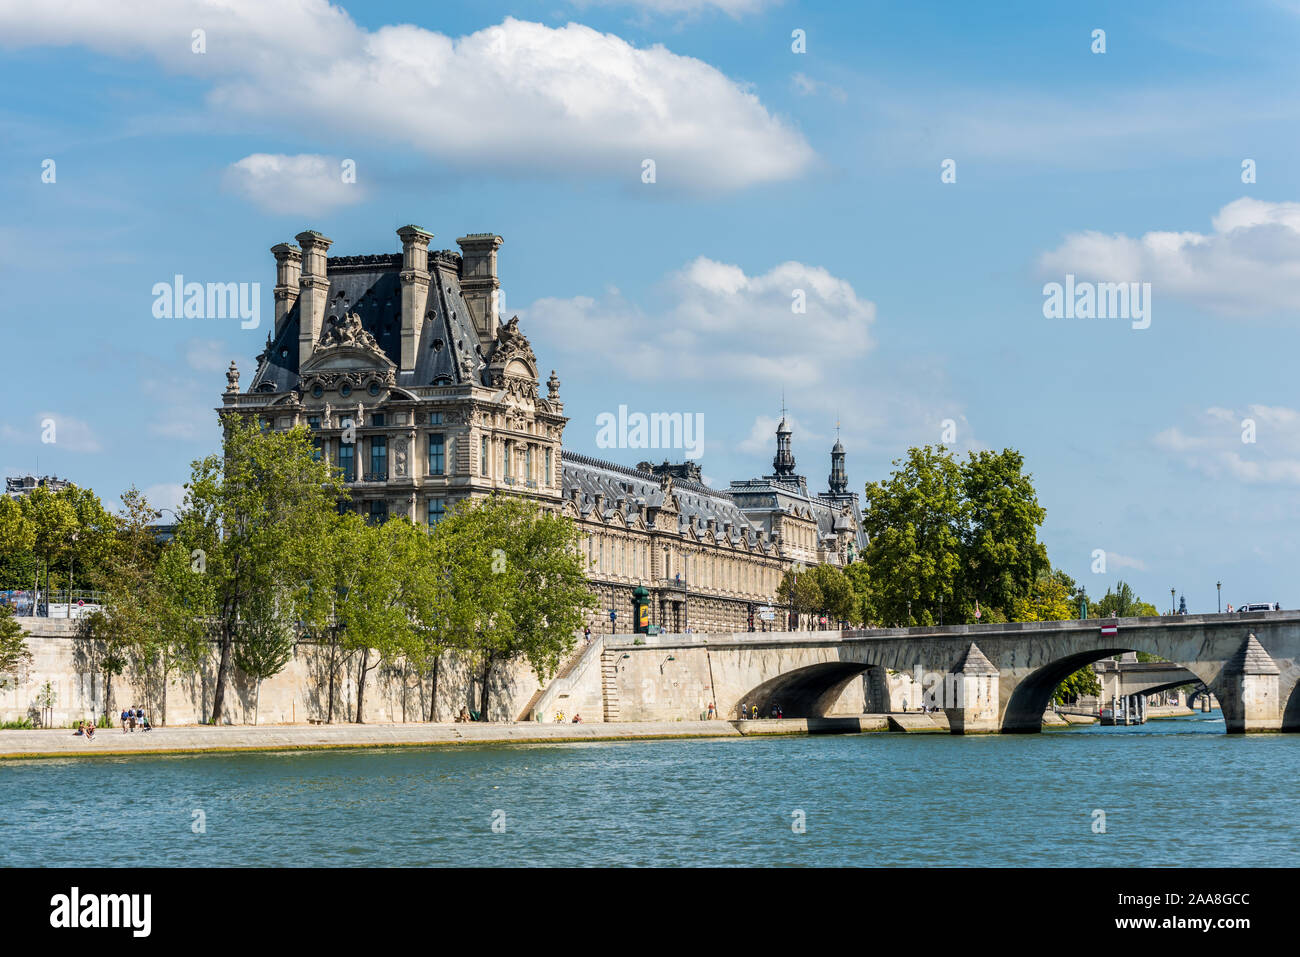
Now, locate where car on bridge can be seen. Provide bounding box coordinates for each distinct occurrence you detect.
[1237,602,1280,612]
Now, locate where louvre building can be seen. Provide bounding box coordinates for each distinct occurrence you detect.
[222,226,867,634]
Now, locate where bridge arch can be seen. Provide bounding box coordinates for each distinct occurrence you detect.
[1283,682,1300,732]
[735,661,880,719]
[1002,647,1218,733]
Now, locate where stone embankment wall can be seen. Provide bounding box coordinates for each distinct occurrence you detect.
[2,619,545,727]
[603,632,868,721]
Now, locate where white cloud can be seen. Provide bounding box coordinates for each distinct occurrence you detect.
[31,412,103,453]
[1039,198,1300,317]
[1157,404,1300,484]
[525,256,874,387]
[737,414,820,455]
[143,483,187,514]
[575,0,781,17]
[1106,552,1149,572]
[223,154,364,215]
[0,3,812,191]
[790,72,846,102]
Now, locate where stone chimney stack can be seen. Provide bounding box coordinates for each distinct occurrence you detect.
[295,230,333,366]
[397,225,433,372]
[456,233,504,349]
[271,243,302,330]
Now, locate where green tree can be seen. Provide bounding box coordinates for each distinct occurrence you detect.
[961,449,1048,619]
[1092,581,1159,619]
[861,445,1050,625]
[169,416,344,724]
[91,488,160,666]
[809,563,855,625]
[59,485,117,600]
[232,588,296,725]
[19,487,76,613]
[331,517,433,722]
[0,495,36,594]
[143,540,213,725]
[861,446,965,625]
[841,560,871,626]
[1010,567,1076,623]
[0,604,32,689]
[1054,666,1101,704]
[431,495,595,720]
[777,565,823,627]
[76,608,129,720]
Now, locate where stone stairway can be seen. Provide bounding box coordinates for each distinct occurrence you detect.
[601,649,621,722]
[515,638,595,722]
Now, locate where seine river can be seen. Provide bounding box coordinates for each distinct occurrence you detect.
[3,711,1296,867]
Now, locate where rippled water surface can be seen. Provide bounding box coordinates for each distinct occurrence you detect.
[2,711,1294,867]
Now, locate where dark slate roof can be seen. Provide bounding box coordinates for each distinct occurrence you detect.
[729,476,867,551]
[561,451,771,549]
[248,251,484,393]
[249,299,301,393]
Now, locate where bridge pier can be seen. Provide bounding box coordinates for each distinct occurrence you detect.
[1217,634,1282,733]
[945,643,1000,734]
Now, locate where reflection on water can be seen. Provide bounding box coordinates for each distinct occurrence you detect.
[2,711,1294,867]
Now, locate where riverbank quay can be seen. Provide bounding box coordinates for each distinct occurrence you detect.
[0,720,751,760]
[1,707,1090,760]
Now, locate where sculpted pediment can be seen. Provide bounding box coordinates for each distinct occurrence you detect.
[303,311,395,374]
[303,348,394,373]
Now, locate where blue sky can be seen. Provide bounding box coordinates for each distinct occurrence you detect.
[3,0,1300,612]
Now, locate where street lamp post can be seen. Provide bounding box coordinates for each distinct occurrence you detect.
[1217,581,1222,614]
[1170,588,1176,616]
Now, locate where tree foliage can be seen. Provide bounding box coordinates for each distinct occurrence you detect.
[860,446,1050,625]
[0,604,32,687]
[429,494,596,718]
[167,416,345,724]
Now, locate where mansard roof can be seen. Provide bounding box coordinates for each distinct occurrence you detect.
[248,250,485,394]
[561,451,772,550]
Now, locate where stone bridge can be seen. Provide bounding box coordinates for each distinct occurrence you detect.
[1095,658,1203,699]
[604,611,1300,733]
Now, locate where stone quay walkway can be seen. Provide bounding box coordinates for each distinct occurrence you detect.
[0,720,747,761]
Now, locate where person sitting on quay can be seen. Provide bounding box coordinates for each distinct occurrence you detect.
[84,721,95,741]
[455,706,470,723]
[74,721,86,736]
[572,713,582,724]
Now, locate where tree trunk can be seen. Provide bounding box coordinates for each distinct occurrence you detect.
[103,669,113,725]
[326,630,339,723]
[254,679,261,726]
[478,653,493,720]
[355,647,369,723]
[210,620,233,724]
[428,654,440,722]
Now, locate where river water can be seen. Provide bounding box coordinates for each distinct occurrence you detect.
[2,711,1295,867]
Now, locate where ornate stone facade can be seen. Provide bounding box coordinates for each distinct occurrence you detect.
[222,225,866,634]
